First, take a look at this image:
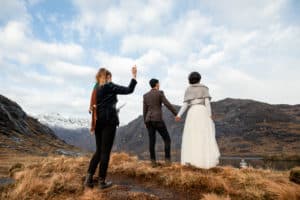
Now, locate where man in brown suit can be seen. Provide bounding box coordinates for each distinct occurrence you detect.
[143,79,178,167]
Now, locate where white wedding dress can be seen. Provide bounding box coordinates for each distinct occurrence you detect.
[178,98,220,169]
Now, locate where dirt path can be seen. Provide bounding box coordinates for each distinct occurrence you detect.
[105,174,201,200]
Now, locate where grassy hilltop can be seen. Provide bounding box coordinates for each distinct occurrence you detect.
[1,153,299,200]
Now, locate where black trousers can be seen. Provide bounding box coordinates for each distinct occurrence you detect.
[146,121,171,161]
[87,120,116,179]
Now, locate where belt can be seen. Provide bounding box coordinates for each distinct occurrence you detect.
[190,102,205,106]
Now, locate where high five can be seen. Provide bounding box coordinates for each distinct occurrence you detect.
[85,67,220,190]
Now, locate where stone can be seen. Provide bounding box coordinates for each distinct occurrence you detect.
[290,167,300,184]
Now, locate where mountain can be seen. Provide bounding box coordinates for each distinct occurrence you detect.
[34,98,300,160]
[36,113,95,152]
[114,98,300,160]
[36,113,90,129]
[1,95,299,199]
[0,94,81,156]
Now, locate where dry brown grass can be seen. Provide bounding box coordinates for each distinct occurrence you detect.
[201,193,231,200]
[1,152,300,200]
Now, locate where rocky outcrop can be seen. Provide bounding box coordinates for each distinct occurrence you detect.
[0,95,57,138]
[0,94,79,155]
[49,126,95,152]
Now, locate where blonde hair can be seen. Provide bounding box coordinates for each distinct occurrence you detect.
[96,68,107,85]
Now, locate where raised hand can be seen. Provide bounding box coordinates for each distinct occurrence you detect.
[132,65,137,78]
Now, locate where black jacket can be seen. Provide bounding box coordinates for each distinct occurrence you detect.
[96,79,137,125]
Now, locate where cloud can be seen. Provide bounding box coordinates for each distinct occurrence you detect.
[121,35,182,56]
[70,0,174,41]
[0,0,300,126]
[197,51,225,69]
[200,0,286,29]
[0,21,84,66]
[137,49,169,71]
[45,61,95,80]
[0,0,28,22]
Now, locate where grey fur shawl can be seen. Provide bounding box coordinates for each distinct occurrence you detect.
[183,83,211,103]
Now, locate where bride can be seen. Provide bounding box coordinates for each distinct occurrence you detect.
[175,72,220,169]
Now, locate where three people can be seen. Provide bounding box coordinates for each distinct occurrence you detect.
[85,67,220,189]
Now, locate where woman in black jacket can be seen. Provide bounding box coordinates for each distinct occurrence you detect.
[85,66,137,189]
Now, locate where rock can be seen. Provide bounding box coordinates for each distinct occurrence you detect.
[0,178,15,187]
[290,167,300,184]
[0,95,57,138]
[55,149,84,157]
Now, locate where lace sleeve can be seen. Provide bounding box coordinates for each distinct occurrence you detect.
[177,102,189,118]
[205,98,212,117]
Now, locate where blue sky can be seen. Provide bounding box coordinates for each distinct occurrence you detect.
[0,0,299,124]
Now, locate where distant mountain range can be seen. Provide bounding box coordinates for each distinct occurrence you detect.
[36,113,90,129]
[1,94,299,200]
[35,113,94,152]
[114,98,300,160]
[34,98,300,161]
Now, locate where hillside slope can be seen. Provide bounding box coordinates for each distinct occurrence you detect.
[0,94,81,157]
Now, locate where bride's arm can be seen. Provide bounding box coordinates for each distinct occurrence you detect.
[205,98,212,117]
[177,102,189,118]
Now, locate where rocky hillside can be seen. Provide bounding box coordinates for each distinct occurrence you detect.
[0,94,80,156]
[34,98,300,160]
[114,98,300,160]
[49,126,94,152]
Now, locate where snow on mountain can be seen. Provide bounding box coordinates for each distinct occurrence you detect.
[36,113,90,129]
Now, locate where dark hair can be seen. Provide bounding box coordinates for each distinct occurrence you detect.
[106,70,112,77]
[188,72,201,84]
[149,78,159,88]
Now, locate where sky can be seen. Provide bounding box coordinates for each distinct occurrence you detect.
[0,0,299,124]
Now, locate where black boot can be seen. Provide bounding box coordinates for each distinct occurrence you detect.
[165,158,172,166]
[99,178,113,189]
[151,159,159,168]
[84,173,94,188]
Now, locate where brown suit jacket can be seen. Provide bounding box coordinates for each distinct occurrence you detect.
[143,89,177,122]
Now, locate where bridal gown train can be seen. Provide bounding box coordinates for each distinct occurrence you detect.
[178,98,220,169]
